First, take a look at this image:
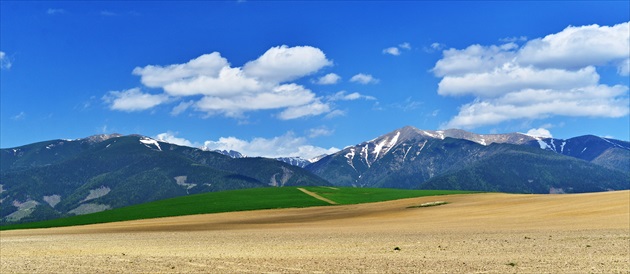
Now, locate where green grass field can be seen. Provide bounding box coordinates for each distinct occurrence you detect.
[0,187,475,231]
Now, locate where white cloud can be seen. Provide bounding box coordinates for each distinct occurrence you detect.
[11,112,26,121]
[315,73,341,85]
[430,43,443,50]
[162,67,263,97]
[525,128,553,138]
[518,22,629,70]
[155,131,196,147]
[432,43,519,77]
[0,51,12,69]
[619,58,630,76]
[438,65,599,97]
[243,45,332,83]
[383,42,411,56]
[329,91,376,101]
[382,47,401,56]
[100,10,118,16]
[195,83,320,118]
[392,97,422,112]
[47,8,65,15]
[108,45,344,120]
[324,109,346,119]
[278,100,331,120]
[442,85,629,129]
[350,73,379,84]
[434,22,630,129]
[307,126,334,138]
[102,88,169,112]
[423,42,446,53]
[499,36,528,43]
[133,52,229,89]
[170,101,194,116]
[202,131,339,159]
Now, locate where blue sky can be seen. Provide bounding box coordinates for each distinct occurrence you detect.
[1,1,629,159]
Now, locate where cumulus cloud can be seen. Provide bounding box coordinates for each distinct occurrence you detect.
[155,131,196,147]
[104,45,350,120]
[383,42,412,56]
[278,100,330,120]
[619,58,630,76]
[526,128,553,138]
[423,42,445,53]
[382,47,401,56]
[315,73,341,85]
[102,88,169,112]
[0,51,12,69]
[350,73,379,84]
[324,109,346,119]
[328,90,376,101]
[517,22,629,70]
[133,52,229,89]
[307,126,334,138]
[170,101,194,116]
[242,45,332,83]
[442,85,629,129]
[434,22,630,129]
[499,36,528,43]
[194,83,322,118]
[438,65,599,97]
[202,131,339,159]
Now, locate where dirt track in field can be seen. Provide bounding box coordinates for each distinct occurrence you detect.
[1,191,629,273]
[297,187,338,204]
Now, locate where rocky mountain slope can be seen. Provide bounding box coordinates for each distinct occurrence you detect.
[306,126,629,192]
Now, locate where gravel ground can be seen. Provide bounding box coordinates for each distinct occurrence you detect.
[1,191,629,273]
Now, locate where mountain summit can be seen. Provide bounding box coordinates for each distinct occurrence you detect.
[0,134,328,224]
[306,126,629,192]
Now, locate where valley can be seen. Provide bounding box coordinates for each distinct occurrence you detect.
[1,190,628,273]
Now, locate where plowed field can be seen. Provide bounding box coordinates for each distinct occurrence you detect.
[2,191,628,273]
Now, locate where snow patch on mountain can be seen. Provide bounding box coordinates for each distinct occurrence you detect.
[275,157,311,168]
[140,137,162,151]
[213,150,245,158]
[422,130,444,139]
[536,139,548,150]
[345,148,357,171]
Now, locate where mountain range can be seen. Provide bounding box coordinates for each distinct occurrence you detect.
[306,126,628,193]
[1,126,628,224]
[0,134,328,224]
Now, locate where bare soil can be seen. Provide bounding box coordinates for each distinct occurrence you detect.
[1,191,629,273]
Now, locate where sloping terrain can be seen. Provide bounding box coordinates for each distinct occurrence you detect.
[307,126,629,192]
[0,135,329,224]
[1,190,627,273]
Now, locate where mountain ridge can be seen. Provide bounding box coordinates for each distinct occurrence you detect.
[306,126,629,191]
[0,134,329,224]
